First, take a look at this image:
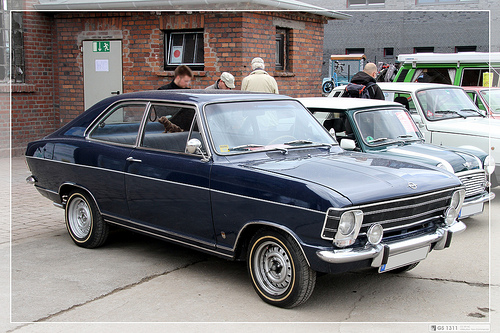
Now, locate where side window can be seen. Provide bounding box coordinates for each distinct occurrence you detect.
[89,103,147,145]
[395,68,409,82]
[394,93,416,114]
[467,92,486,111]
[141,104,205,154]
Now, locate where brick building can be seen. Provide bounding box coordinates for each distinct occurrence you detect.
[6,1,348,156]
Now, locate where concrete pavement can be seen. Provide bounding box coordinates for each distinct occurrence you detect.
[2,156,500,332]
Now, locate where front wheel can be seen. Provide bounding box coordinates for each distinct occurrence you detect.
[247,229,316,308]
[65,190,109,248]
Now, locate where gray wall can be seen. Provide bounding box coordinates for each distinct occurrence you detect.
[321,11,490,79]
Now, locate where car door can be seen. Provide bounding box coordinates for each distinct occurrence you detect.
[124,103,215,248]
[86,101,149,219]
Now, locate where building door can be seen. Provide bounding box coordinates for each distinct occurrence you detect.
[83,40,123,109]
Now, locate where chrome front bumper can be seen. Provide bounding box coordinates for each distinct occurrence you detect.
[460,191,495,218]
[316,221,466,266]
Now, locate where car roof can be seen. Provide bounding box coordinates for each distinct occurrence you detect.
[376,82,465,92]
[106,89,294,105]
[299,97,402,111]
[462,86,500,91]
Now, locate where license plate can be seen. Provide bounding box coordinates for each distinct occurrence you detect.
[459,202,484,218]
[379,246,430,273]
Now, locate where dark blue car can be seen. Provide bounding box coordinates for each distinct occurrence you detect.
[26,90,466,308]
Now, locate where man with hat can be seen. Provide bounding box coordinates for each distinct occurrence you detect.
[205,72,236,90]
[241,57,279,94]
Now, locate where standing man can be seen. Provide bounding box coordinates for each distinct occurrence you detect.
[158,65,193,90]
[241,57,279,94]
[205,72,236,90]
[347,62,384,100]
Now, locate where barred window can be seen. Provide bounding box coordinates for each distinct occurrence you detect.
[11,11,24,83]
[276,28,290,71]
[0,5,9,82]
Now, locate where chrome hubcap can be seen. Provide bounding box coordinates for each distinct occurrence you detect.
[68,197,91,239]
[253,240,292,296]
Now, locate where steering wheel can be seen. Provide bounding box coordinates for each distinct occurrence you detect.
[267,135,296,145]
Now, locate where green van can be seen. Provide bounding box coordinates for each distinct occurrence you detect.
[394,52,500,87]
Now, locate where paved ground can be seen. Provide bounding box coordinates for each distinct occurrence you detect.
[2,156,499,332]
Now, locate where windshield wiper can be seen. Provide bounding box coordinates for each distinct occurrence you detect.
[284,139,314,146]
[434,110,466,118]
[230,144,264,151]
[460,108,485,117]
[369,137,389,143]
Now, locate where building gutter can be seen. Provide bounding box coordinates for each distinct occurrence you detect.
[34,0,351,20]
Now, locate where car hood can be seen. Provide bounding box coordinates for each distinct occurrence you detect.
[243,151,460,206]
[426,117,500,139]
[378,143,481,174]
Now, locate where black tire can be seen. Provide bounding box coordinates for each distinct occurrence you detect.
[322,81,334,94]
[65,190,109,248]
[389,261,420,274]
[247,229,316,308]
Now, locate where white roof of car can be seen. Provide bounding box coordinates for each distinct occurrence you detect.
[397,52,500,64]
[299,97,401,110]
[376,82,466,92]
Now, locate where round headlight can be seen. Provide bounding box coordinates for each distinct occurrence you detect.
[450,191,461,210]
[367,223,383,245]
[339,211,356,235]
[445,207,458,226]
[484,155,495,175]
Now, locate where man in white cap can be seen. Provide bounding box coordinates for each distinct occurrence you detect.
[241,57,279,94]
[205,72,236,90]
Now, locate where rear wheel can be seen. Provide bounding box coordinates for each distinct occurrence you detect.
[247,229,316,308]
[65,190,108,248]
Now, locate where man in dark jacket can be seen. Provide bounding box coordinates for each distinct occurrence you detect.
[350,62,385,100]
[158,65,192,90]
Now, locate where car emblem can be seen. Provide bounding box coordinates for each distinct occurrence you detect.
[408,182,418,190]
[463,162,472,169]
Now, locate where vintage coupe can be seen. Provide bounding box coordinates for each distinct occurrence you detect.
[300,97,495,219]
[329,82,500,188]
[26,90,466,308]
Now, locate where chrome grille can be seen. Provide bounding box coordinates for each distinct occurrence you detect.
[321,188,455,240]
[458,170,487,198]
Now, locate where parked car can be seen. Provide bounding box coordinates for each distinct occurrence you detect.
[300,97,495,218]
[464,86,500,119]
[26,90,466,308]
[353,82,500,188]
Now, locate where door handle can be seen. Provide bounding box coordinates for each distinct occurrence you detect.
[111,91,120,95]
[126,157,142,163]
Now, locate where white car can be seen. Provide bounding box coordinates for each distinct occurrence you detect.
[329,82,499,187]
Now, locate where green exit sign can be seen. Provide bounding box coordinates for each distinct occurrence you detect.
[92,41,110,52]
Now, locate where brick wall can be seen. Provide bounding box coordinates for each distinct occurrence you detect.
[11,11,327,156]
[11,11,58,156]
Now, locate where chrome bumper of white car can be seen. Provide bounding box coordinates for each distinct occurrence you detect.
[460,191,495,218]
[316,221,466,269]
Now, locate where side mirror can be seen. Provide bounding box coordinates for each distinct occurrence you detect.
[186,138,209,162]
[412,115,424,127]
[186,138,202,154]
[340,139,356,151]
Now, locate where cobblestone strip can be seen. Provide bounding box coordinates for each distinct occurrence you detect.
[9,157,65,243]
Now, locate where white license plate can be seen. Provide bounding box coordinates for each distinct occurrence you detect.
[379,246,430,273]
[459,202,484,218]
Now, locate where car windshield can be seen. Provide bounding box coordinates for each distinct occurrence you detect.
[479,89,500,114]
[354,109,423,146]
[204,100,336,154]
[415,88,483,121]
